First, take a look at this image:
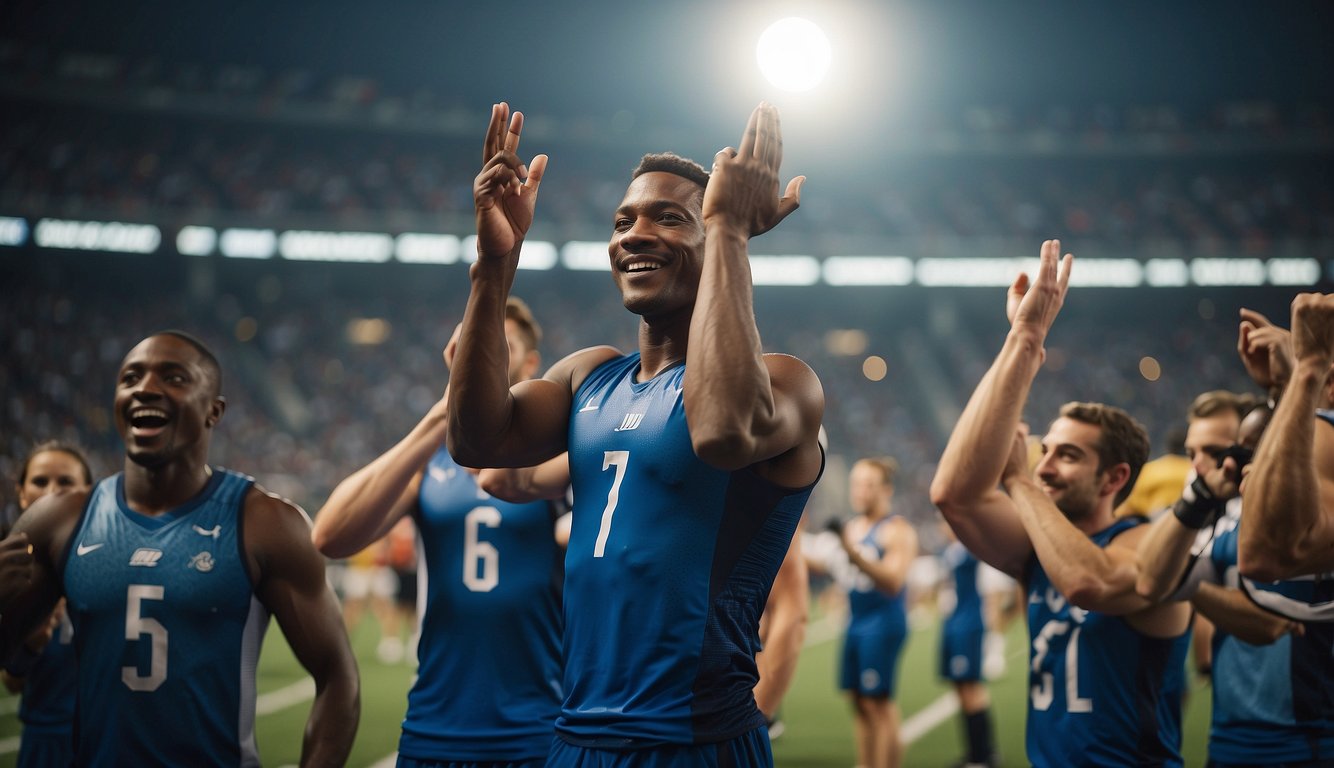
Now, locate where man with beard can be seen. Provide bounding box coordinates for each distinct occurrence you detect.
[930,241,1192,767]
[0,331,359,767]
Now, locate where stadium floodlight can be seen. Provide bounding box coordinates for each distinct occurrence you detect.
[1190,258,1265,286]
[1144,258,1189,287]
[1267,258,1321,286]
[1066,259,1143,288]
[757,17,832,92]
[395,233,460,264]
[916,258,1035,287]
[0,216,28,247]
[34,218,161,254]
[822,256,914,286]
[562,241,613,271]
[176,226,217,257]
[459,237,557,270]
[279,231,393,262]
[219,228,278,259]
[750,255,821,286]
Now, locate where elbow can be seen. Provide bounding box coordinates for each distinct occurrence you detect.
[310,527,354,561]
[691,429,756,472]
[1134,574,1171,605]
[1237,551,1288,583]
[1064,579,1107,611]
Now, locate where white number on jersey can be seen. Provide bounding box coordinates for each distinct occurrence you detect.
[463,506,502,592]
[594,451,630,558]
[122,584,167,692]
[1030,619,1092,712]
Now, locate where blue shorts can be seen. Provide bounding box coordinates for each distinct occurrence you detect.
[546,727,772,767]
[939,627,985,682]
[398,757,545,768]
[17,725,73,768]
[839,628,907,697]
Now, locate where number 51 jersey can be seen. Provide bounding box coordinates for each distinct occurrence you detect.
[63,469,268,767]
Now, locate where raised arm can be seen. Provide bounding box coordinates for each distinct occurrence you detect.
[840,516,919,595]
[930,240,1073,578]
[249,491,359,767]
[1136,466,1237,602]
[1239,294,1334,580]
[688,103,821,476]
[753,531,809,719]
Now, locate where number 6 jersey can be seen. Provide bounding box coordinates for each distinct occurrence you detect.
[63,468,268,767]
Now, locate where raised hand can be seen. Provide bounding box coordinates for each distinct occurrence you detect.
[1006,239,1074,337]
[474,102,548,261]
[703,102,805,237]
[1237,307,1294,391]
[1289,293,1334,370]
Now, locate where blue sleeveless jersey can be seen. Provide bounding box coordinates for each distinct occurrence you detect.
[559,353,820,746]
[1024,516,1188,767]
[1183,521,1334,763]
[398,446,563,761]
[17,608,76,731]
[941,541,985,636]
[844,517,908,636]
[63,469,268,767]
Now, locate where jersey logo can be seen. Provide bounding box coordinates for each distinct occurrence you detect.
[428,465,455,483]
[578,400,600,412]
[613,413,645,432]
[129,548,163,567]
[192,524,221,539]
[188,551,216,573]
[76,542,105,556]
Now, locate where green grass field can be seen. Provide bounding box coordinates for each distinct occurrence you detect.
[0,612,1213,766]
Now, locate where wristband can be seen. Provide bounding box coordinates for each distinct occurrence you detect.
[1172,476,1223,529]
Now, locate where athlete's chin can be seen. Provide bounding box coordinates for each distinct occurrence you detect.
[125,446,173,468]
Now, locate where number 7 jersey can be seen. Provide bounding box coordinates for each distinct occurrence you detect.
[63,469,268,767]
[561,353,821,746]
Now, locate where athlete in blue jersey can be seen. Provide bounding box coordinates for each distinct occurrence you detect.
[937,525,1011,768]
[826,457,917,768]
[3,442,92,768]
[313,297,567,766]
[0,331,359,767]
[931,241,1192,767]
[446,102,824,765]
[1237,297,1334,580]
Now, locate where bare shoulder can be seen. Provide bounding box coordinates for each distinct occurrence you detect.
[545,345,623,393]
[242,484,316,557]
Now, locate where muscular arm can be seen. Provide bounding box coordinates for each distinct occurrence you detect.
[477,453,570,504]
[842,517,918,595]
[311,398,448,558]
[1239,362,1334,579]
[1191,582,1301,647]
[753,532,808,719]
[1135,509,1206,603]
[249,491,359,767]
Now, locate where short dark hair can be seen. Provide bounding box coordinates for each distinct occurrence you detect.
[632,153,709,191]
[152,330,222,395]
[18,440,94,487]
[1188,390,1257,422]
[505,297,542,353]
[1058,401,1151,507]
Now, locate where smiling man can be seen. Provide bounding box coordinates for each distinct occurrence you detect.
[446,102,824,766]
[930,242,1193,767]
[0,331,359,767]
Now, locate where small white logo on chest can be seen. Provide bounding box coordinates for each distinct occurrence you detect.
[192,524,221,539]
[614,413,645,432]
[188,552,216,573]
[129,548,163,567]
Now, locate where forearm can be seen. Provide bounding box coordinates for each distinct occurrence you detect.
[1134,512,1202,603]
[1008,476,1140,611]
[313,409,444,557]
[932,330,1044,505]
[684,223,773,464]
[844,546,908,595]
[1239,362,1324,579]
[1190,583,1295,646]
[300,670,360,767]
[479,453,569,503]
[446,262,521,464]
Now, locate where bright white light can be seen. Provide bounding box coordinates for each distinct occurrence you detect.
[395,233,460,264]
[750,255,821,285]
[756,17,831,92]
[176,226,217,256]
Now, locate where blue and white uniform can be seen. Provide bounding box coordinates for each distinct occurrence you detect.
[838,516,909,697]
[1176,517,1334,765]
[13,609,75,768]
[398,446,563,764]
[939,542,986,682]
[63,469,268,768]
[1025,516,1189,767]
[557,353,820,753]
